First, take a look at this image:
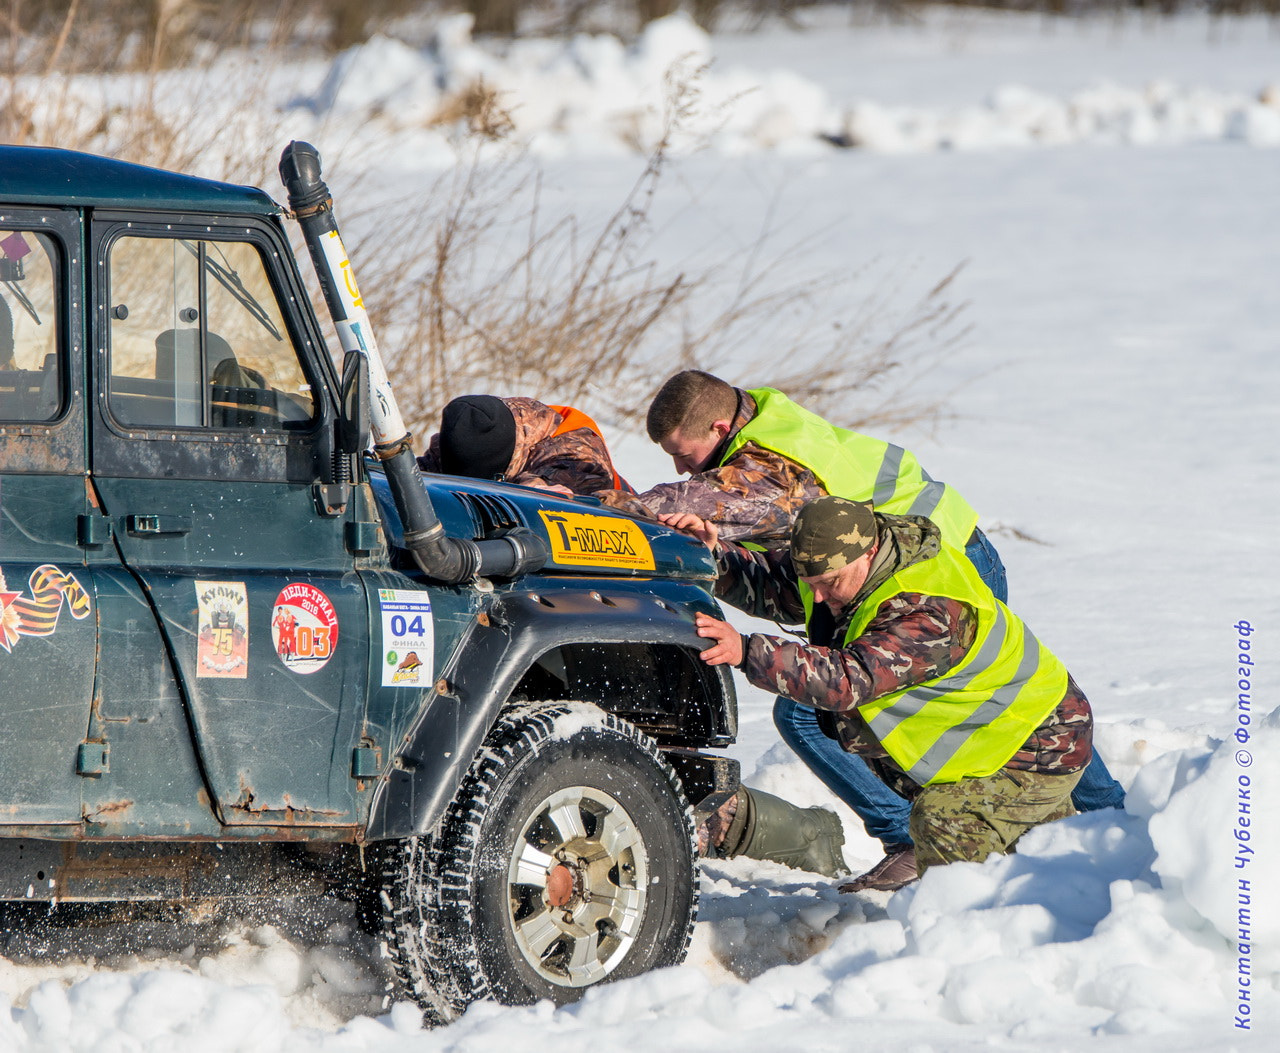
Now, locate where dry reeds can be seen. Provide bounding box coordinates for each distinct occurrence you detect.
[348,66,970,439]
[3,7,970,443]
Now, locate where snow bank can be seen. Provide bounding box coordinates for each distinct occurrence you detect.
[298,12,1280,158]
[1,713,1272,1051]
[0,905,390,1050]
[841,78,1280,153]
[1147,705,1280,972]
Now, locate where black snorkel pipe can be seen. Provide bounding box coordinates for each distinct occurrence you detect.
[279,141,547,584]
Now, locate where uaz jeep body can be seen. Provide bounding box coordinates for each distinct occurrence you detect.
[0,143,738,1019]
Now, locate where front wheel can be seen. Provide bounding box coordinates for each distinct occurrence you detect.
[380,702,698,1021]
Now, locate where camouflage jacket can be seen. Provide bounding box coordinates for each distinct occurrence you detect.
[418,397,623,494]
[598,389,826,542]
[716,514,1093,786]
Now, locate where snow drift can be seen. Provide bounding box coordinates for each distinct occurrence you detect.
[0,709,1272,1050]
[302,12,1280,158]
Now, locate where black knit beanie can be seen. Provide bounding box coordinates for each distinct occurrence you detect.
[438,395,516,480]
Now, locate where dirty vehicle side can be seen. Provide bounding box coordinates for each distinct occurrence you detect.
[0,145,738,1021]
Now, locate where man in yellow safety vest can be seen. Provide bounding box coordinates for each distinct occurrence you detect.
[680,496,1092,877]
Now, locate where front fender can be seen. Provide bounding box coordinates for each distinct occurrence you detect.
[364,580,736,841]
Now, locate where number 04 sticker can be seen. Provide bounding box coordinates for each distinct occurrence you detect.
[379,589,434,688]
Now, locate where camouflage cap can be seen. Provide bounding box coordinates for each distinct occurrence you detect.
[790,497,878,577]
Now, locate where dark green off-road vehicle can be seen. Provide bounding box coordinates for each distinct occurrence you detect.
[0,143,738,1020]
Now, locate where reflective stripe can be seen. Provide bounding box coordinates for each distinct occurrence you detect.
[727,388,979,547]
[873,443,904,505]
[906,631,1043,785]
[867,606,1009,738]
[839,542,1066,784]
[907,475,946,518]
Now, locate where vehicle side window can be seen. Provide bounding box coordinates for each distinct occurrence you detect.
[0,230,61,422]
[106,235,315,430]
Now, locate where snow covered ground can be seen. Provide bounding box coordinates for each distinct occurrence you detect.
[3,6,1279,1050]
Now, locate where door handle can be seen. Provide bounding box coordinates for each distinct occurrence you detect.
[126,514,191,536]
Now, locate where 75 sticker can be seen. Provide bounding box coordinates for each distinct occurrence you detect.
[197,581,248,678]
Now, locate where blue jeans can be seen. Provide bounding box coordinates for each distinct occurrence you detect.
[773,527,1125,850]
[964,526,1008,605]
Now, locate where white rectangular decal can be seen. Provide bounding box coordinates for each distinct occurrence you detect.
[379,589,434,688]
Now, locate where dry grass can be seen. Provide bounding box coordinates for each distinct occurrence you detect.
[683,256,970,435]
[5,12,970,444]
[352,141,701,440]
[1,70,287,187]
[351,65,970,440]
[426,79,517,140]
[0,3,291,186]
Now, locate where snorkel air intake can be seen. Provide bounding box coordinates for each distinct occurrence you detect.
[279,141,547,583]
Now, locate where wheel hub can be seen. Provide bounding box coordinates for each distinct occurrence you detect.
[545,861,577,908]
[506,784,650,988]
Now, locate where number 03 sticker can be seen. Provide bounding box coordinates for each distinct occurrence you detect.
[271,583,339,675]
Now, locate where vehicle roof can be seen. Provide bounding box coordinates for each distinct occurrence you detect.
[0,146,282,216]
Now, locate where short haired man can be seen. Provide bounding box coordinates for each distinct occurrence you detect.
[612,368,1006,589]
[419,395,630,496]
[684,497,1091,881]
[626,370,1123,891]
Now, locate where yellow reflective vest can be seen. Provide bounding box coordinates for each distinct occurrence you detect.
[723,388,979,549]
[808,544,1068,786]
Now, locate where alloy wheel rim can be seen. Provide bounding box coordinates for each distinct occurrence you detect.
[506,784,649,987]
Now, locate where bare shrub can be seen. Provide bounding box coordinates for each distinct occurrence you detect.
[427,79,517,140]
[347,68,969,441]
[0,3,305,186]
[0,1,441,71]
[681,251,970,435]
[3,13,967,444]
[349,143,699,441]
[1,66,287,185]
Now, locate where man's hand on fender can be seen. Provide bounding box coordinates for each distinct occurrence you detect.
[527,481,574,496]
[695,612,744,667]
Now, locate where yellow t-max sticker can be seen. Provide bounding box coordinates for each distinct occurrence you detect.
[538,511,655,570]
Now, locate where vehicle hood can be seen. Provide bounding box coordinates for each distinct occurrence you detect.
[366,465,717,581]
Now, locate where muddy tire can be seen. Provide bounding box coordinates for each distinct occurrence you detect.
[380,702,698,1022]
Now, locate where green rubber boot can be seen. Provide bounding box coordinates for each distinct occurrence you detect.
[721,786,849,878]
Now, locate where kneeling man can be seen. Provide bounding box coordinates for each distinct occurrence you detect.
[683,496,1092,878]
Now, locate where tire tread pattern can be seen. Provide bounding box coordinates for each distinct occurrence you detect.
[379,701,698,1023]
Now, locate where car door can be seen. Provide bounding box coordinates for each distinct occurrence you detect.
[89,212,370,830]
[0,210,95,826]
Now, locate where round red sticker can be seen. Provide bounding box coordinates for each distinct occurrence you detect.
[271,583,338,675]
